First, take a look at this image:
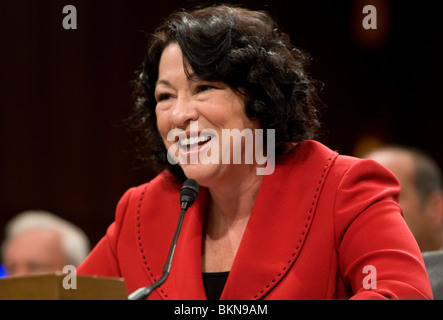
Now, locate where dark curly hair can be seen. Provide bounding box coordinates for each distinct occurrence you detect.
[131,4,323,181]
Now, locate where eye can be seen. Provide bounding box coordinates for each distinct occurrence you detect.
[155,93,172,102]
[196,84,216,93]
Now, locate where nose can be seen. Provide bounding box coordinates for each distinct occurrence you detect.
[170,95,199,128]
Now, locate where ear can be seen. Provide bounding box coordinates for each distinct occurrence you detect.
[425,190,443,232]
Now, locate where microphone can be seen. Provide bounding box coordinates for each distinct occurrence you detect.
[128,179,199,300]
[180,179,199,210]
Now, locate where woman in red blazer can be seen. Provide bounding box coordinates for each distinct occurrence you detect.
[77,5,432,300]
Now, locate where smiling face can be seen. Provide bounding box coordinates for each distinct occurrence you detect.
[155,43,260,187]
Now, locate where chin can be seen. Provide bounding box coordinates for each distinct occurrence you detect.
[180,163,221,187]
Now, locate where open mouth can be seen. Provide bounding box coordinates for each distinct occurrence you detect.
[178,133,213,150]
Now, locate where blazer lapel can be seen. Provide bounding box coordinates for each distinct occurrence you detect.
[220,141,338,299]
[141,181,210,300]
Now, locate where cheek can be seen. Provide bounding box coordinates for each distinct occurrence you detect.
[209,100,250,130]
[155,109,171,140]
[227,97,258,129]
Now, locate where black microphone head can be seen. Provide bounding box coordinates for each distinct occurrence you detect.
[180,179,199,209]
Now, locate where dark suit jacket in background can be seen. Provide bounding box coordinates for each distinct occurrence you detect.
[423,250,443,300]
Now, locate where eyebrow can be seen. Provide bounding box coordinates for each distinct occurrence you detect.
[155,79,172,87]
[155,74,214,89]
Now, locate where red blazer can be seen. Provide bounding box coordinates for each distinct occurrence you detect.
[77,140,433,299]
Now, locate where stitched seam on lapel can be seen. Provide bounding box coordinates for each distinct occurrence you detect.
[136,185,169,299]
[253,151,337,299]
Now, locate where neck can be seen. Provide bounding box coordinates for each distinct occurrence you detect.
[201,166,263,272]
[209,169,262,222]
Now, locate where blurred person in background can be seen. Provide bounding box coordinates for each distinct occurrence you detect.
[364,146,443,252]
[1,210,90,277]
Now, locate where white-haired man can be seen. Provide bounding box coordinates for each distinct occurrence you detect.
[1,210,90,277]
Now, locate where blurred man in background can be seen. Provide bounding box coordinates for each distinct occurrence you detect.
[1,210,90,277]
[364,146,443,252]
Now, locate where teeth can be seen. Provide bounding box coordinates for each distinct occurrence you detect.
[179,134,212,147]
